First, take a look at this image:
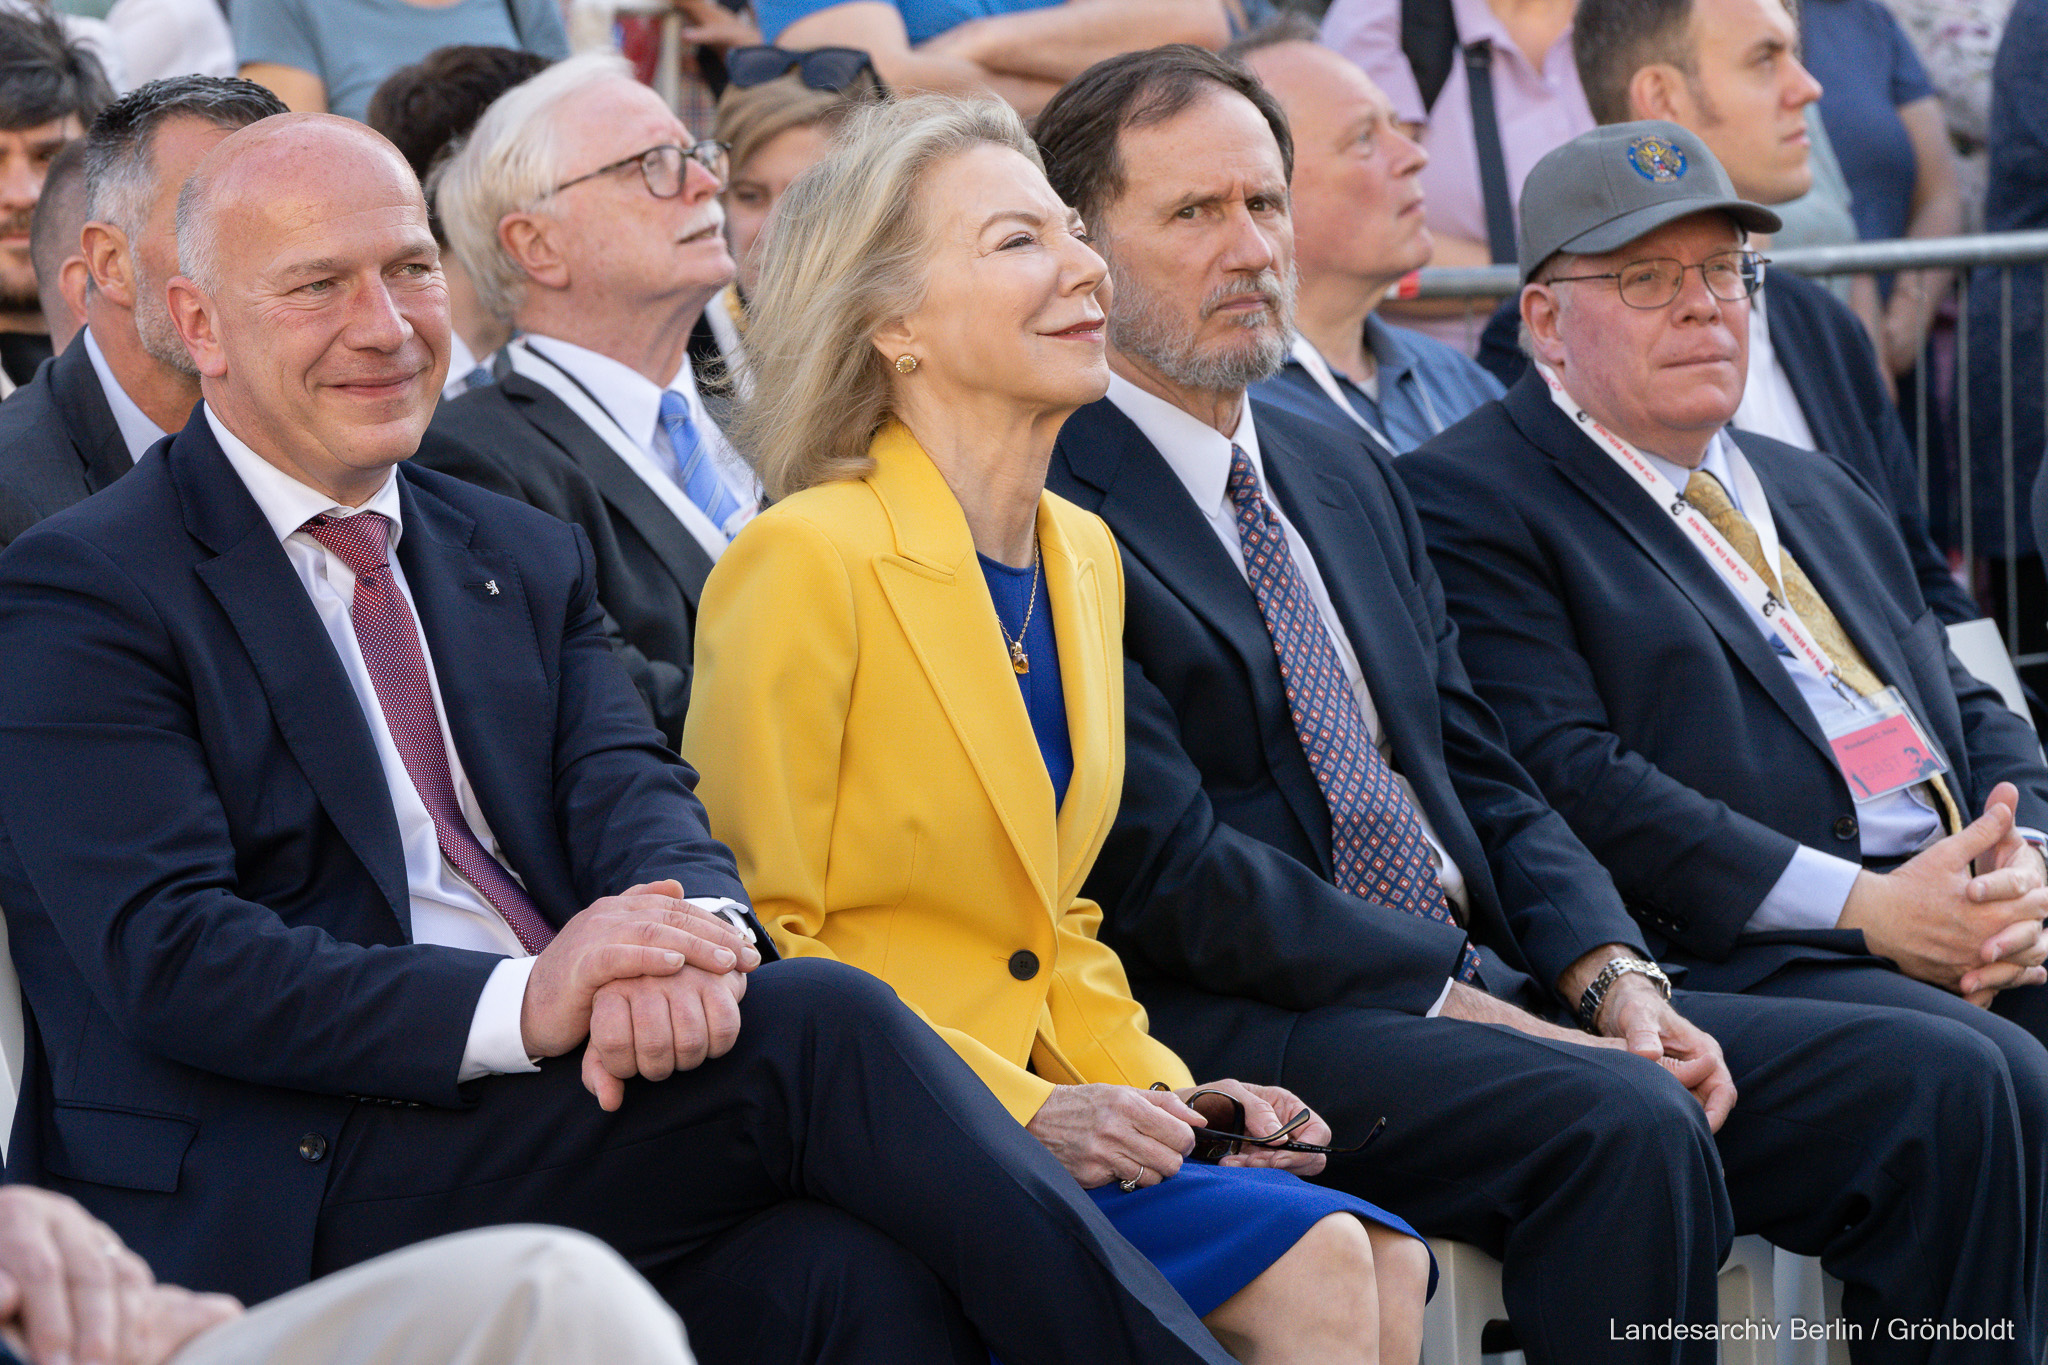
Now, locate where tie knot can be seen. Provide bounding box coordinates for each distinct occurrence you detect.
[659,389,693,430]
[1683,468,1735,519]
[302,511,392,579]
[1224,443,1264,509]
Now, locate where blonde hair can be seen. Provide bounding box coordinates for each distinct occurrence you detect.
[435,52,633,324]
[713,71,874,181]
[734,94,1041,501]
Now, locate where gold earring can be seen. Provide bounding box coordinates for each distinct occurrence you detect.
[894,354,919,374]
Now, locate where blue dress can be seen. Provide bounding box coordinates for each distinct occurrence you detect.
[980,554,1435,1317]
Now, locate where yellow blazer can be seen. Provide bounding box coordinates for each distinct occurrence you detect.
[683,421,1195,1122]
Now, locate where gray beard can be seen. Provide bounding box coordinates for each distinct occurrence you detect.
[1107,262,1295,393]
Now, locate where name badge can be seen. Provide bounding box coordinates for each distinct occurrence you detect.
[1822,686,1948,801]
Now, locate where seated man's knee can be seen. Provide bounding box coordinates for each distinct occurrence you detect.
[744,957,902,1030]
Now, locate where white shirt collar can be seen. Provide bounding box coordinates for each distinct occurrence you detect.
[204,404,404,546]
[82,327,170,465]
[520,333,703,447]
[1105,371,1264,519]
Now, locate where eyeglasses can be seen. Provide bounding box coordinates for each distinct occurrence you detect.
[549,140,730,200]
[1169,1087,1389,1164]
[1543,249,1768,310]
[724,45,886,96]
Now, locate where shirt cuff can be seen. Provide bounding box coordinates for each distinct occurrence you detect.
[686,895,758,946]
[458,955,543,1083]
[1424,976,1456,1018]
[1743,845,1865,934]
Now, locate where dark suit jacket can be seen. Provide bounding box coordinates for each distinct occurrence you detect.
[0,333,134,547]
[424,372,711,745]
[0,413,749,1302]
[1045,397,1649,1074]
[1474,274,1977,623]
[1399,374,2048,990]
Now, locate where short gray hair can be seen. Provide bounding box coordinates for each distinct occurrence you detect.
[83,76,284,239]
[436,51,632,323]
[734,95,1041,501]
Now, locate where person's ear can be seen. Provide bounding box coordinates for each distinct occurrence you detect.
[871,313,917,369]
[1629,64,1688,124]
[1521,281,1570,371]
[56,253,88,332]
[165,275,227,378]
[498,210,570,293]
[79,220,136,308]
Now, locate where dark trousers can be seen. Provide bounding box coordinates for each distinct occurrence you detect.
[311,959,1234,1365]
[1151,984,2039,1365]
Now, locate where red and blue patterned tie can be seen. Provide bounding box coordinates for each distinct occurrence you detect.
[1224,446,1480,982]
[303,512,556,955]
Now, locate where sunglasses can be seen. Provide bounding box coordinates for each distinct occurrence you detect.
[1166,1086,1389,1164]
[723,45,887,96]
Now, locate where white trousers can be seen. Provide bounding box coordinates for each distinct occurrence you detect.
[170,1226,692,1365]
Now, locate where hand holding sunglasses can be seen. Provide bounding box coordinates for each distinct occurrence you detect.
[1153,1083,1387,1165]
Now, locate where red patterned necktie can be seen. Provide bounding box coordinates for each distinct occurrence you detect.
[1225,446,1480,982]
[302,512,556,954]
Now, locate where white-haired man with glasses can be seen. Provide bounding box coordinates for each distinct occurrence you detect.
[1402,127,2048,1286]
[424,53,755,745]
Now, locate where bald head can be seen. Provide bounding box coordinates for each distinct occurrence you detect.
[164,112,448,504]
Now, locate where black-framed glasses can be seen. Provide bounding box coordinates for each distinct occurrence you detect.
[1168,1087,1389,1164]
[1544,249,1768,310]
[549,140,730,200]
[725,45,887,96]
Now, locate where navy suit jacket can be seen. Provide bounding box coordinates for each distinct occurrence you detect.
[0,413,749,1302]
[1475,273,1978,624]
[1045,397,1647,1073]
[1399,374,2048,989]
[0,333,133,548]
[425,373,713,746]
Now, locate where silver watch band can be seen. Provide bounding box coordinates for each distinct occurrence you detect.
[1577,957,1671,1033]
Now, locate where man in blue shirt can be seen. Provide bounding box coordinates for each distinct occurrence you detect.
[1229,21,1504,455]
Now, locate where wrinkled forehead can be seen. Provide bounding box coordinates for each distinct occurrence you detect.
[211,153,435,285]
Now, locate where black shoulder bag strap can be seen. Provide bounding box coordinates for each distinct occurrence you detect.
[1404,0,1460,113]
[1462,38,1518,264]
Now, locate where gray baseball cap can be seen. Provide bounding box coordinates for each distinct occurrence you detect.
[1516,120,1781,284]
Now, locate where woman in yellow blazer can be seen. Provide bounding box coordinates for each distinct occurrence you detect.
[683,96,1430,1364]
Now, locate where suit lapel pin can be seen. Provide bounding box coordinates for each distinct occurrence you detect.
[483,580,500,596]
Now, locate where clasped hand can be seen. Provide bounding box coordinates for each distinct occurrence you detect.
[1024,1079,1334,1190]
[518,881,762,1110]
[1840,782,2048,1006]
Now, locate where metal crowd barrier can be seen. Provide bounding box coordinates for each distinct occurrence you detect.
[1409,230,2048,686]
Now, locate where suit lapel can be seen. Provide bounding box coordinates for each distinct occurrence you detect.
[1041,504,1114,901]
[173,419,413,934]
[1508,379,1838,768]
[1761,283,1858,464]
[868,424,1060,911]
[1056,399,1334,870]
[54,338,135,493]
[501,375,715,602]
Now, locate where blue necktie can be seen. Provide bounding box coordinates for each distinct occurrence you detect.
[657,390,741,537]
[1226,445,1481,982]
[463,364,494,392]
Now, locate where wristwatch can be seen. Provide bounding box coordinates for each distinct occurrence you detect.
[1576,956,1672,1033]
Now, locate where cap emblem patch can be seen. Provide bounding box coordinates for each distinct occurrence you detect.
[1626,135,1687,183]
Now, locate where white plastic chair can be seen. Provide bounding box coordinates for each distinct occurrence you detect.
[0,911,23,1165]
[1421,1234,1777,1364]
[1946,617,2038,730]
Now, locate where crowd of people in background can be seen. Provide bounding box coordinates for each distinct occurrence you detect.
[0,1,2041,1364]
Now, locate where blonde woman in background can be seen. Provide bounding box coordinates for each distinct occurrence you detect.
[683,94,1432,1365]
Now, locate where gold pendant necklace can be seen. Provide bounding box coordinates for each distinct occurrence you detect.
[998,541,1040,674]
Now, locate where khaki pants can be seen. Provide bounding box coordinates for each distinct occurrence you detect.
[172,1227,691,1365]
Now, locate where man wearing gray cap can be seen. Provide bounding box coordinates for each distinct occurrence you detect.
[1403,118,2048,1345]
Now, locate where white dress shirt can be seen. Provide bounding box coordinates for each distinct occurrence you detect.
[514,335,758,565]
[1640,431,1944,931]
[1731,287,1819,452]
[1107,375,1471,911]
[82,328,169,465]
[208,407,541,1081]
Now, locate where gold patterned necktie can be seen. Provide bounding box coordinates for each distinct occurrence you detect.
[1683,469,1961,834]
